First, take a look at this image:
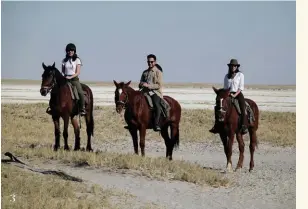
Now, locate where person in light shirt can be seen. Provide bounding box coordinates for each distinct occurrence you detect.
[46,43,86,116]
[209,58,248,134]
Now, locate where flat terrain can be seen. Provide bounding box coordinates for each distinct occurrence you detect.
[1,80,296,209]
[1,82,296,112]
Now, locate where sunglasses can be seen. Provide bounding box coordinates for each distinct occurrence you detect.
[147,61,155,64]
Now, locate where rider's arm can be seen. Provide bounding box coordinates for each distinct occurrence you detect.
[61,60,65,75]
[147,70,162,90]
[139,72,145,89]
[233,73,244,97]
[69,58,82,79]
[223,74,229,90]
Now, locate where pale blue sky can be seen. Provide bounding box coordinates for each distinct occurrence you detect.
[1,1,295,85]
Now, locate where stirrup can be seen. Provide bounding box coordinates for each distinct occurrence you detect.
[46,107,52,115]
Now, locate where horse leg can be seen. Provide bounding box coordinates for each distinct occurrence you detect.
[52,115,60,151]
[235,133,245,172]
[71,117,81,151]
[160,125,171,159]
[226,132,235,172]
[169,124,180,161]
[85,113,94,152]
[249,129,257,172]
[139,125,146,156]
[219,132,229,170]
[63,115,70,151]
[128,127,139,155]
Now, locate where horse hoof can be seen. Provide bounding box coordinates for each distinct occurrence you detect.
[86,147,93,152]
[249,168,254,173]
[64,146,70,151]
[235,168,242,173]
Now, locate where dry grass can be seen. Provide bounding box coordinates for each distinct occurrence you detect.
[1,103,229,187]
[2,78,296,90]
[1,163,123,209]
[2,164,165,209]
[2,103,295,147]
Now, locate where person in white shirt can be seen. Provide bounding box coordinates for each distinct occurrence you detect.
[46,43,86,116]
[209,59,248,134]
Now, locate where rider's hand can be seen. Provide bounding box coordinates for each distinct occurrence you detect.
[142,83,149,87]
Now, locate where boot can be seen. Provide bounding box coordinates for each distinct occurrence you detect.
[80,106,86,116]
[209,122,220,134]
[46,107,52,115]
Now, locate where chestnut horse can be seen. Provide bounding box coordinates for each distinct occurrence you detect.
[212,87,259,172]
[40,62,94,151]
[113,80,181,160]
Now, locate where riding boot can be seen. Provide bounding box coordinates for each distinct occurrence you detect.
[153,110,161,132]
[237,92,248,134]
[46,92,56,115]
[46,107,52,115]
[71,78,86,116]
[209,106,220,134]
[151,94,162,132]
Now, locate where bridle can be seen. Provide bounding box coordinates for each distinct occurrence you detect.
[116,91,129,109]
[41,71,57,94]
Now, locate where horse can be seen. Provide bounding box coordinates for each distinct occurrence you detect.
[113,80,182,160]
[212,87,259,172]
[39,62,94,152]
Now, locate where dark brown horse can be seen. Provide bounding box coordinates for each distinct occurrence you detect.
[40,62,94,151]
[212,87,259,172]
[113,80,181,160]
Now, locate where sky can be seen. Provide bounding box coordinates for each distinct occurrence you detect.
[1,1,295,85]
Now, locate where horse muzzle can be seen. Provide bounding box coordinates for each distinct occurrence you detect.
[116,101,126,114]
[40,87,49,96]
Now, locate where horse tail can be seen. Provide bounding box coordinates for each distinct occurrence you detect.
[89,89,94,136]
[174,126,180,149]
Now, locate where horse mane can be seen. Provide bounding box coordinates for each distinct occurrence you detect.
[50,66,67,86]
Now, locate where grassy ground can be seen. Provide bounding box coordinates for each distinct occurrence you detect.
[1,103,230,188]
[1,79,296,90]
[2,163,160,209]
[1,103,295,207]
[2,103,295,147]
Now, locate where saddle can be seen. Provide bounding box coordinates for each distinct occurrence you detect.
[231,97,255,124]
[67,82,89,106]
[143,93,171,118]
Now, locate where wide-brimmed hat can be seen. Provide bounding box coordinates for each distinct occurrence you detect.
[227,59,240,67]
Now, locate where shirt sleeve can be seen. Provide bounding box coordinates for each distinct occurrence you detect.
[239,73,244,91]
[223,74,229,89]
[75,58,82,65]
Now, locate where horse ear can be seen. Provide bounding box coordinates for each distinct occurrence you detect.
[126,80,131,86]
[113,80,118,87]
[42,62,47,70]
[52,62,55,68]
[212,86,218,94]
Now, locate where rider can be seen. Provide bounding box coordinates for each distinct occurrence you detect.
[139,54,164,132]
[46,43,86,116]
[209,58,248,134]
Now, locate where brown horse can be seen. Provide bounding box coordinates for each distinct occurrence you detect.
[40,62,94,151]
[113,80,181,160]
[212,87,259,172]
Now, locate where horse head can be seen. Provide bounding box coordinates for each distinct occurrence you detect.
[212,86,231,122]
[113,80,132,114]
[40,62,57,96]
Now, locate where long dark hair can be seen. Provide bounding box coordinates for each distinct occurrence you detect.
[63,53,81,63]
[227,66,240,79]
